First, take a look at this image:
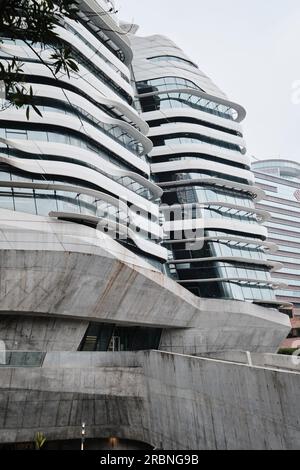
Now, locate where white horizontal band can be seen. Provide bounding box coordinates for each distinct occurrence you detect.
[137,87,246,123]
[0,135,162,200]
[163,218,268,240]
[142,108,244,135]
[0,151,160,219]
[162,201,270,224]
[157,176,265,201]
[163,235,278,253]
[176,277,287,289]
[48,211,167,260]
[148,122,246,153]
[168,257,282,272]
[151,158,254,184]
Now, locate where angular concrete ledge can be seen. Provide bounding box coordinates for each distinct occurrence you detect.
[0,212,290,353]
[0,248,290,353]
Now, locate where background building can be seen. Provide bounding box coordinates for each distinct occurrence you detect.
[253,159,300,348]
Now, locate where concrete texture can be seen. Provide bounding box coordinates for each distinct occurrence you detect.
[0,369,147,445]
[200,350,300,371]
[159,324,289,354]
[0,246,290,353]
[0,315,88,352]
[0,350,299,450]
[143,351,300,450]
[0,213,295,449]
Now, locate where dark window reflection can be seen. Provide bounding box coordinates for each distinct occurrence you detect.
[79,323,162,351]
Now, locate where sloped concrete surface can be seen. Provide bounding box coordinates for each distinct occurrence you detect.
[0,212,296,449]
[0,211,290,353]
[0,315,89,352]
[143,351,300,449]
[0,247,290,353]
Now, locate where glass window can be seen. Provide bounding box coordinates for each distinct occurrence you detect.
[0,171,11,181]
[56,192,80,213]
[78,194,97,216]
[147,56,198,68]
[35,190,58,215]
[13,194,37,215]
[6,129,27,140]
[27,130,46,141]
[0,190,14,210]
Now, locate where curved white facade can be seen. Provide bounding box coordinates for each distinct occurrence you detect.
[0,3,167,265]
[0,6,295,451]
[131,32,280,305]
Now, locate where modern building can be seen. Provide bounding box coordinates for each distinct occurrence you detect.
[0,0,170,354]
[131,32,284,310]
[0,0,167,267]
[0,1,298,450]
[252,159,300,348]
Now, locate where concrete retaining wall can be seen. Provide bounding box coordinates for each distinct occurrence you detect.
[143,351,300,449]
[0,351,299,449]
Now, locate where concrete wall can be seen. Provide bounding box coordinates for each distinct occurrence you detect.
[0,356,148,445]
[159,324,288,354]
[0,246,290,354]
[0,218,295,449]
[0,315,88,351]
[143,351,300,450]
[42,351,142,368]
[0,351,299,449]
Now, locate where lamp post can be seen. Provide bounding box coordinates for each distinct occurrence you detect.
[81,422,86,450]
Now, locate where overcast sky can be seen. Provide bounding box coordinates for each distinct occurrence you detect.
[117,0,300,163]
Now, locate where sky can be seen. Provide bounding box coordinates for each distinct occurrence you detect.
[117,0,300,163]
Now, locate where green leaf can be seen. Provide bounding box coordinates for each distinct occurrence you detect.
[32,105,43,117]
[0,0,80,118]
[67,59,79,73]
[55,62,62,75]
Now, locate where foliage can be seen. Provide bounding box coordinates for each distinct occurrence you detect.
[0,0,79,117]
[278,348,298,356]
[35,431,46,450]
